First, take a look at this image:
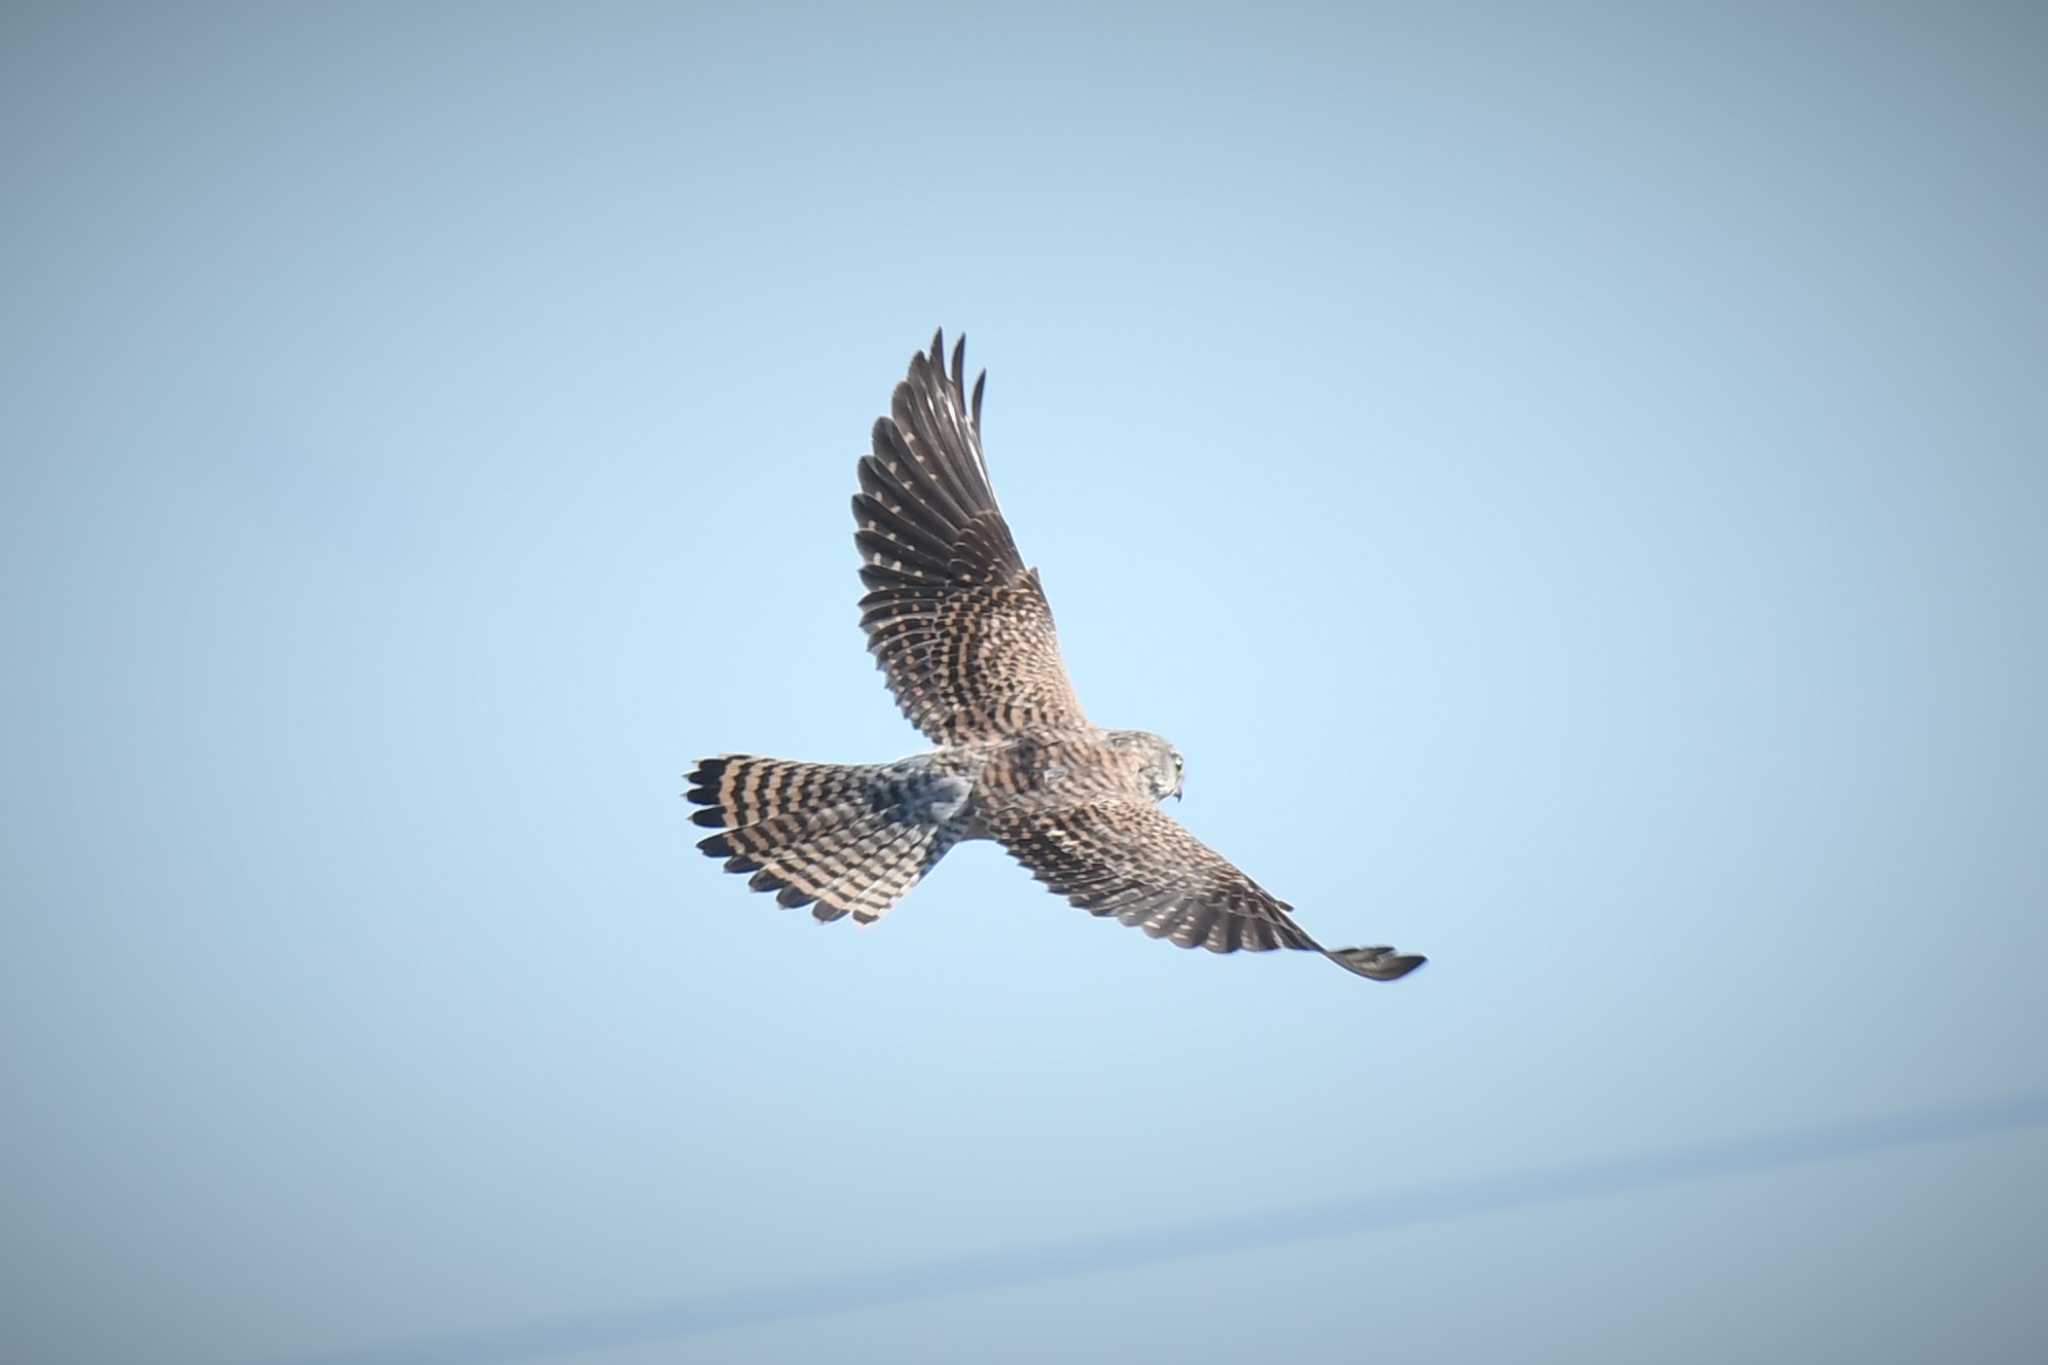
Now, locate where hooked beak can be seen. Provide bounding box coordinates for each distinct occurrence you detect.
[1172,779,1183,802]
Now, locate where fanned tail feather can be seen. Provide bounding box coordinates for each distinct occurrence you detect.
[686,755,960,924]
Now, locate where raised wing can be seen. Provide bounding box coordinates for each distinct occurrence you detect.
[853,330,1089,745]
[992,801,1426,982]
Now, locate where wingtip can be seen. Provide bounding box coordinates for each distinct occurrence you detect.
[1328,946,1428,982]
[911,328,972,405]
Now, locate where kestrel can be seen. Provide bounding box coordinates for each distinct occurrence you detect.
[687,332,1425,982]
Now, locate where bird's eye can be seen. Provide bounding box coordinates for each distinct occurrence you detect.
[1172,754,1184,771]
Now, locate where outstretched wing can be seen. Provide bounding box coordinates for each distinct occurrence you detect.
[853,330,1089,745]
[991,801,1426,982]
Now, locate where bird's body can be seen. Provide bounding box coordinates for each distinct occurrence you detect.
[688,332,1425,982]
[957,728,1177,824]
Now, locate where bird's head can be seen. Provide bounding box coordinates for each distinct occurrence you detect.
[1111,730,1185,803]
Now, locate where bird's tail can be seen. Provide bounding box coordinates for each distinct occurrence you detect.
[685,755,965,923]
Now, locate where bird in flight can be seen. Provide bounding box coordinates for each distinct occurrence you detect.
[688,332,1425,982]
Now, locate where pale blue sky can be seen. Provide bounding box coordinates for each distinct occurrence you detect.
[5,5,2046,1363]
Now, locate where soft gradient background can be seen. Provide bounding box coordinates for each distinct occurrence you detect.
[6,4,2046,1363]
